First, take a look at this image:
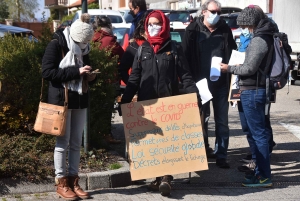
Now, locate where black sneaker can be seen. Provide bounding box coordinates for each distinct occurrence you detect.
[216,158,230,169]
[240,154,252,163]
[238,160,256,172]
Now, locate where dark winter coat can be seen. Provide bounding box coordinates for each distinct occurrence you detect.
[93,29,124,61]
[182,17,237,88]
[228,19,277,89]
[118,40,141,84]
[42,29,92,109]
[121,39,199,103]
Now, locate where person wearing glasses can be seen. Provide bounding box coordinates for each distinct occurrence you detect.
[128,0,147,39]
[121,10,199,197]
[182,0,237,168]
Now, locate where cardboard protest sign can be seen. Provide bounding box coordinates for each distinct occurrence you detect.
[121,93,208,181]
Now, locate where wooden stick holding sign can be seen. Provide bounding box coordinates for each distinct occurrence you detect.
[121,93,208,181]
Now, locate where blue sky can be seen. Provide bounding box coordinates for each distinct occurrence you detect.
[36,0,50,21]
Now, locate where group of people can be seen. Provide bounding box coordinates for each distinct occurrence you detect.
[41,0,276,199]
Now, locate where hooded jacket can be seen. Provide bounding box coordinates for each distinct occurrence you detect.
[182,16,237,87]
[121,10,198,103]
[93,29,124,61]
[227,18,277,89]
[121,40,198,103]
[42,29,93,109]
[118,39,145,85]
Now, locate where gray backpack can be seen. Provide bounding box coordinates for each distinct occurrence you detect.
[261,32,292,90]
[259,32,292,114]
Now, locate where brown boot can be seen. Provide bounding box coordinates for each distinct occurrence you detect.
[147,177,162,191]
[56,177,78,201]
[159,175,173,196]
[104,134,121,144]
[68,175,89,199]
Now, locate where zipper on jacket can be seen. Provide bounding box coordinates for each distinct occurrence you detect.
[155,54,159,96]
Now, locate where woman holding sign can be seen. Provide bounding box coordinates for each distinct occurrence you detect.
[120,10,199,196]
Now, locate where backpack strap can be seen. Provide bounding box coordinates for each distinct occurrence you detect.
[258,36,274,116]
[171,40,178,67]
[137,45,143,63]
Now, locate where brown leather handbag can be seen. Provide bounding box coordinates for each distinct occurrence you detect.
[34,47,68,136]
[33,80,68,136]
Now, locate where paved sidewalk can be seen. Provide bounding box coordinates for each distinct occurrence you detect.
[1,85,300,200]
[1,184,300,200]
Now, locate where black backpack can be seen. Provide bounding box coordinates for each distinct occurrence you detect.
[267,32,292,90]
[259,32,292,114]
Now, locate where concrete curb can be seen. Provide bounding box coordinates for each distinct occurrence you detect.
[0,160,131,196]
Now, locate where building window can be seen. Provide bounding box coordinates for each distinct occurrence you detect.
[119,0,125,7]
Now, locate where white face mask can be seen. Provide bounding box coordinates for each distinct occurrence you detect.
[207,12,220,25]
[241,27,250,38]
[148,24,162,37]
[78,43,88,49]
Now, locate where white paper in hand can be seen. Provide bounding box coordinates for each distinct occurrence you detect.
[210,56,222,81]
[196,78,213,105]
[228,50,245,65]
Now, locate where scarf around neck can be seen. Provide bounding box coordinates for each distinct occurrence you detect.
[145,10,170,53]
[60,27,90,95]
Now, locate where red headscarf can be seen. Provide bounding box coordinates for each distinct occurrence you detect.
[145,10,170,53]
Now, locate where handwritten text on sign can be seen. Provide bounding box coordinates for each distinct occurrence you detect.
[121,93,208,181]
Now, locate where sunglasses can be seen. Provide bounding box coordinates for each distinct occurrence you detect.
[208,10,221,15]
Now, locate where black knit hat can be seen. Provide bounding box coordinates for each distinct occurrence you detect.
[237,7,262,26]
[93,16,112,29]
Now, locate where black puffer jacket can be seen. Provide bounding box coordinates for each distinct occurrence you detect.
[42,29,91,109]
[118,41,140,84]
[182,17,237,88]
[121,39,199,103]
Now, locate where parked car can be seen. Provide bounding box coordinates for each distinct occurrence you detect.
[112,26,130,51]
[168,9,198,30]
[72,9,130,28]
[0,24,37,42]
[119,9,134,23]
[221,7,242,14]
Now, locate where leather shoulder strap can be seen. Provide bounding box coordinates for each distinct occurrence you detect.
[40,46,68,106]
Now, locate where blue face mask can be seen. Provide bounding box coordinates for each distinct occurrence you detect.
[241,27,251,38]
[207,12,220,25]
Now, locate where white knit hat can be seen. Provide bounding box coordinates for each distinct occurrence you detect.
[70,13,94,43]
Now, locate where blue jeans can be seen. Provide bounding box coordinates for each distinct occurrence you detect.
[240,89,271,179]
[54,109,86,178]
[238,102,274,161]
[202,84,229,159]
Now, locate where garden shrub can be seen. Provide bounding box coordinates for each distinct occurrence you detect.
[88,41,119,148]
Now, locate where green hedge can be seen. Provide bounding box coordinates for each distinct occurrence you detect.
[0,26,118,180]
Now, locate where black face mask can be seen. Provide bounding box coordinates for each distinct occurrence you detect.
[129,10,136,17]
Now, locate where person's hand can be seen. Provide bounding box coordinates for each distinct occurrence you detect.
[220,63,228,73]
[79,65,92,75]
